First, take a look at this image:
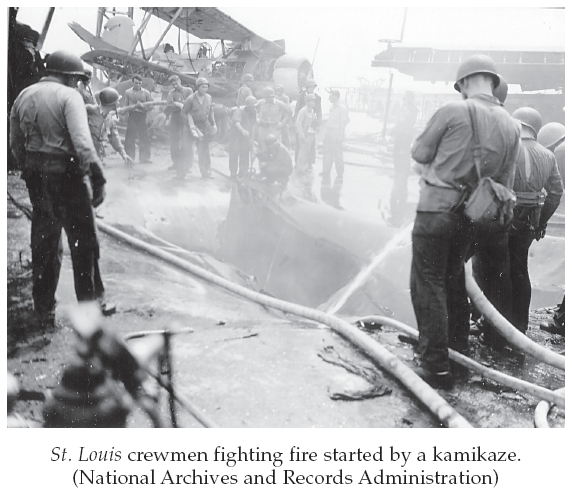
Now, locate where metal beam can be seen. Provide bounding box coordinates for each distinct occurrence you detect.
[128,10,153,56]
[37,7,55,51]
[146,7,184,60]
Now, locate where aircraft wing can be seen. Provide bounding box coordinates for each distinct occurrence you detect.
[68,22,127,53]
[141,7,285,56]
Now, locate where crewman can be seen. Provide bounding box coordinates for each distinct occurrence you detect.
[256,134,293,187]
[86,87,133,165]
[274,84,291,148]
[255,87,292,153]
[120,74,153,163]
[294,79,322,163]
[228,95,258,178]
[508,108,563,335]
[10,50,114,328]
[409,55,520,388]
[78,68,96,104]
[236,73,254,106]
[538,122,565,183]
[539,124,565,336]
[296,94,318,172]
[389,91,418,223]
[181,77,217,179]
[322,89,350,179]
[164,75,193,173]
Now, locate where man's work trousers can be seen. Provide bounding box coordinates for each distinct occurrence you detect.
[25,167,104,315]
[322,130,344,178]
[468,226,512,346]
[508,227,536,333]
[168,112,185,168]
[296,134,315,170]
[228,135,251,177]
[124,112,151,162]
[410,211,473,374]
[390,139,412,215]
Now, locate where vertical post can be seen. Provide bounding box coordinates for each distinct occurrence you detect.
[161,331,177,428]
[381,70,394,142]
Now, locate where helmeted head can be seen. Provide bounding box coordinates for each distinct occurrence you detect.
[242,73,254,85]
[305,79,317,92]
[537,122,565,151]
[275,84,284,94]
[98,87,120,107]
[403,91,415,103]
[305,93,316,107]
[262,86,275,100]
[265,134,280,150]
[196,77,209,88]
[492,74,508,104]
[512,107,543,139]
[454,54,500,93]
[244,95,257,107]
[79,66,93,83]
[45,50,86,76]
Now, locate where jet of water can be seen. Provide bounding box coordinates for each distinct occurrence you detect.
[326,221,414,315]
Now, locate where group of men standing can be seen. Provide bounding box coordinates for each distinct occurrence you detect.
[408,54,564,390]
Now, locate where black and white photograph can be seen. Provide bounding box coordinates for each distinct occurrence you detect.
[6,4,565,439]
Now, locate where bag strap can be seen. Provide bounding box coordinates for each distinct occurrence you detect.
[523,146,532,181]
[466,99,482,180]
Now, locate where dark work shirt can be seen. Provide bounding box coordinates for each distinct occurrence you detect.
[412,94,520,211]
[554,141,565,188]
[514,138,563,204]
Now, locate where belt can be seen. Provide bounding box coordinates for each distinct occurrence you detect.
[25,151,79,174]
[515,191,545,207]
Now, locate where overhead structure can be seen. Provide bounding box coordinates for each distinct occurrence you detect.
[372,46,564,91]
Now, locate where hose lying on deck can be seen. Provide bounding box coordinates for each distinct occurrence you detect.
[534,388,565,428]
[465,264,565,371]
[97,220,472,428]
[357,315,565,410]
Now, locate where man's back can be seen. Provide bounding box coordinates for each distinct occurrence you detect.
[10,78,97,169]
[514,139,563,198]
[413,95,520,194]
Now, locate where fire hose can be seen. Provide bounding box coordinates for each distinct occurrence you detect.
[464,264,565,371]
[355,315,565,410]
[97,220,472,428]
[534,388,565,428]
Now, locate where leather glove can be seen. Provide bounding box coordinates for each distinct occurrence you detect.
[89,161,107,207]
[534,226,547,241]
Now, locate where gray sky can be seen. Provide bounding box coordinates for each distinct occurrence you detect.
[14,6,565,92]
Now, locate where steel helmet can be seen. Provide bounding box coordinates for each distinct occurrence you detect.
[537,122,565,150]
[45,50,86,76]
[305,93,316,102]
[305,79,317,89]
[265,134,280,148]
[98,87,120,106]
[244,95,257,107]
[454,54,500,92]
[493,74,508,104]
[196,77,209,88]
[262,87,275,98]
[242,73,254,83]
[275,84,284,91]
[512,107,543,138]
